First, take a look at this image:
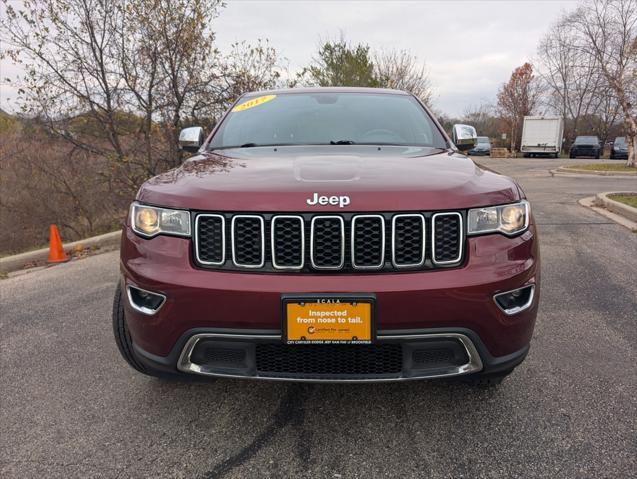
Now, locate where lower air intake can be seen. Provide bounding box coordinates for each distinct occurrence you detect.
[255,343,403,378]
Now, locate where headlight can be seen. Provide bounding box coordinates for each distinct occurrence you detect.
[467,200,529,236]
[130,203,191,238]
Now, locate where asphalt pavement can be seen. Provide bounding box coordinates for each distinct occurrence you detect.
[1,158,636,478]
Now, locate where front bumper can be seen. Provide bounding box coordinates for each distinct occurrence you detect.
[132,327,529,382]
[120,223,539,380]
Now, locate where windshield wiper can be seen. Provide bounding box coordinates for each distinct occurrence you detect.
[239,143,259,148]
[329,140,356,145]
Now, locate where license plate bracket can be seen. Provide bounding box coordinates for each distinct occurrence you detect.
[282,293,375,345]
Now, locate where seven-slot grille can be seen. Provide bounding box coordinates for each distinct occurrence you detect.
[194,212,464,272]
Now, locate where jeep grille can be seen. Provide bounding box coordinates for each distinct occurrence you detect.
[194,212,464,273]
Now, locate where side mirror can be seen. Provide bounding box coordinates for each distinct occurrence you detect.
[179,126,205,153]
[451,124,477,152]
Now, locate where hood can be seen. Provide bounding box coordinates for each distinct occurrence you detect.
[137,146,519,212]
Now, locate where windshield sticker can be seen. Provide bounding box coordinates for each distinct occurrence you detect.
[232,95,276,112]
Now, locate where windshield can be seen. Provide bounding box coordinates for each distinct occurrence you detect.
[477,136,490,144]
[208,92,447,150]
[574,136,599,144]
[614,137,626,146]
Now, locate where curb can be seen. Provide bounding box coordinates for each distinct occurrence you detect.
[552,166,637,178]
[0,230,121,274]
[578,196,637,231]
[596,192,637,223]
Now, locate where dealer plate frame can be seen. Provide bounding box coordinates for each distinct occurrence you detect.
[281,293,376,345]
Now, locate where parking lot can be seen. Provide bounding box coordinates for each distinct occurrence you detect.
[1,158,636,478]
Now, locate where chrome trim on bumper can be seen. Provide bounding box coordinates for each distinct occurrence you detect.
[176,332,483,382]
[126,285,166,316]
[493,284,536,316]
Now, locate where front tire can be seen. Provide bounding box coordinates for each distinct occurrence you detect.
[112,283,158,376]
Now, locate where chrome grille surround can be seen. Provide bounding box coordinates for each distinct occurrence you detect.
[231,215,265,268]
[310,215,345,270]
[194,211,465,273]
[431,212,464,265]
[194,214,226,266]
[391,213,426,268]
[270,215,305,270]
[351,214,386,270]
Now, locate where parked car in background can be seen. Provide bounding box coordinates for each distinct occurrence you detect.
[610,137,628,160]
[569,136,601,159]
[521,116,563,158]
[468,136,491,156]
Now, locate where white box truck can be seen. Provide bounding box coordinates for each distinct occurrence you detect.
[521,116,564,158]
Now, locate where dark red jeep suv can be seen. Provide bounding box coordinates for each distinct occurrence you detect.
[113,87,540,386]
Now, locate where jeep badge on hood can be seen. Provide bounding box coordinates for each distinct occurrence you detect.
[306,193,351,208]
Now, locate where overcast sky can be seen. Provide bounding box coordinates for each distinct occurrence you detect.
[0,0,580,116]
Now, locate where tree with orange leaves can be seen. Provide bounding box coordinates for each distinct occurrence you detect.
[497,63,543,153]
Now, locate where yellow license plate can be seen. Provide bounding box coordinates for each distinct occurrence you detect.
[284,298,373,344]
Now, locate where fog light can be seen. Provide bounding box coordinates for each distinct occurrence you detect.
[126,285,166,315]
[494,285,535,315]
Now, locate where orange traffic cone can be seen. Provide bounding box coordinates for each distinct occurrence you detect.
[47,224,70,263]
